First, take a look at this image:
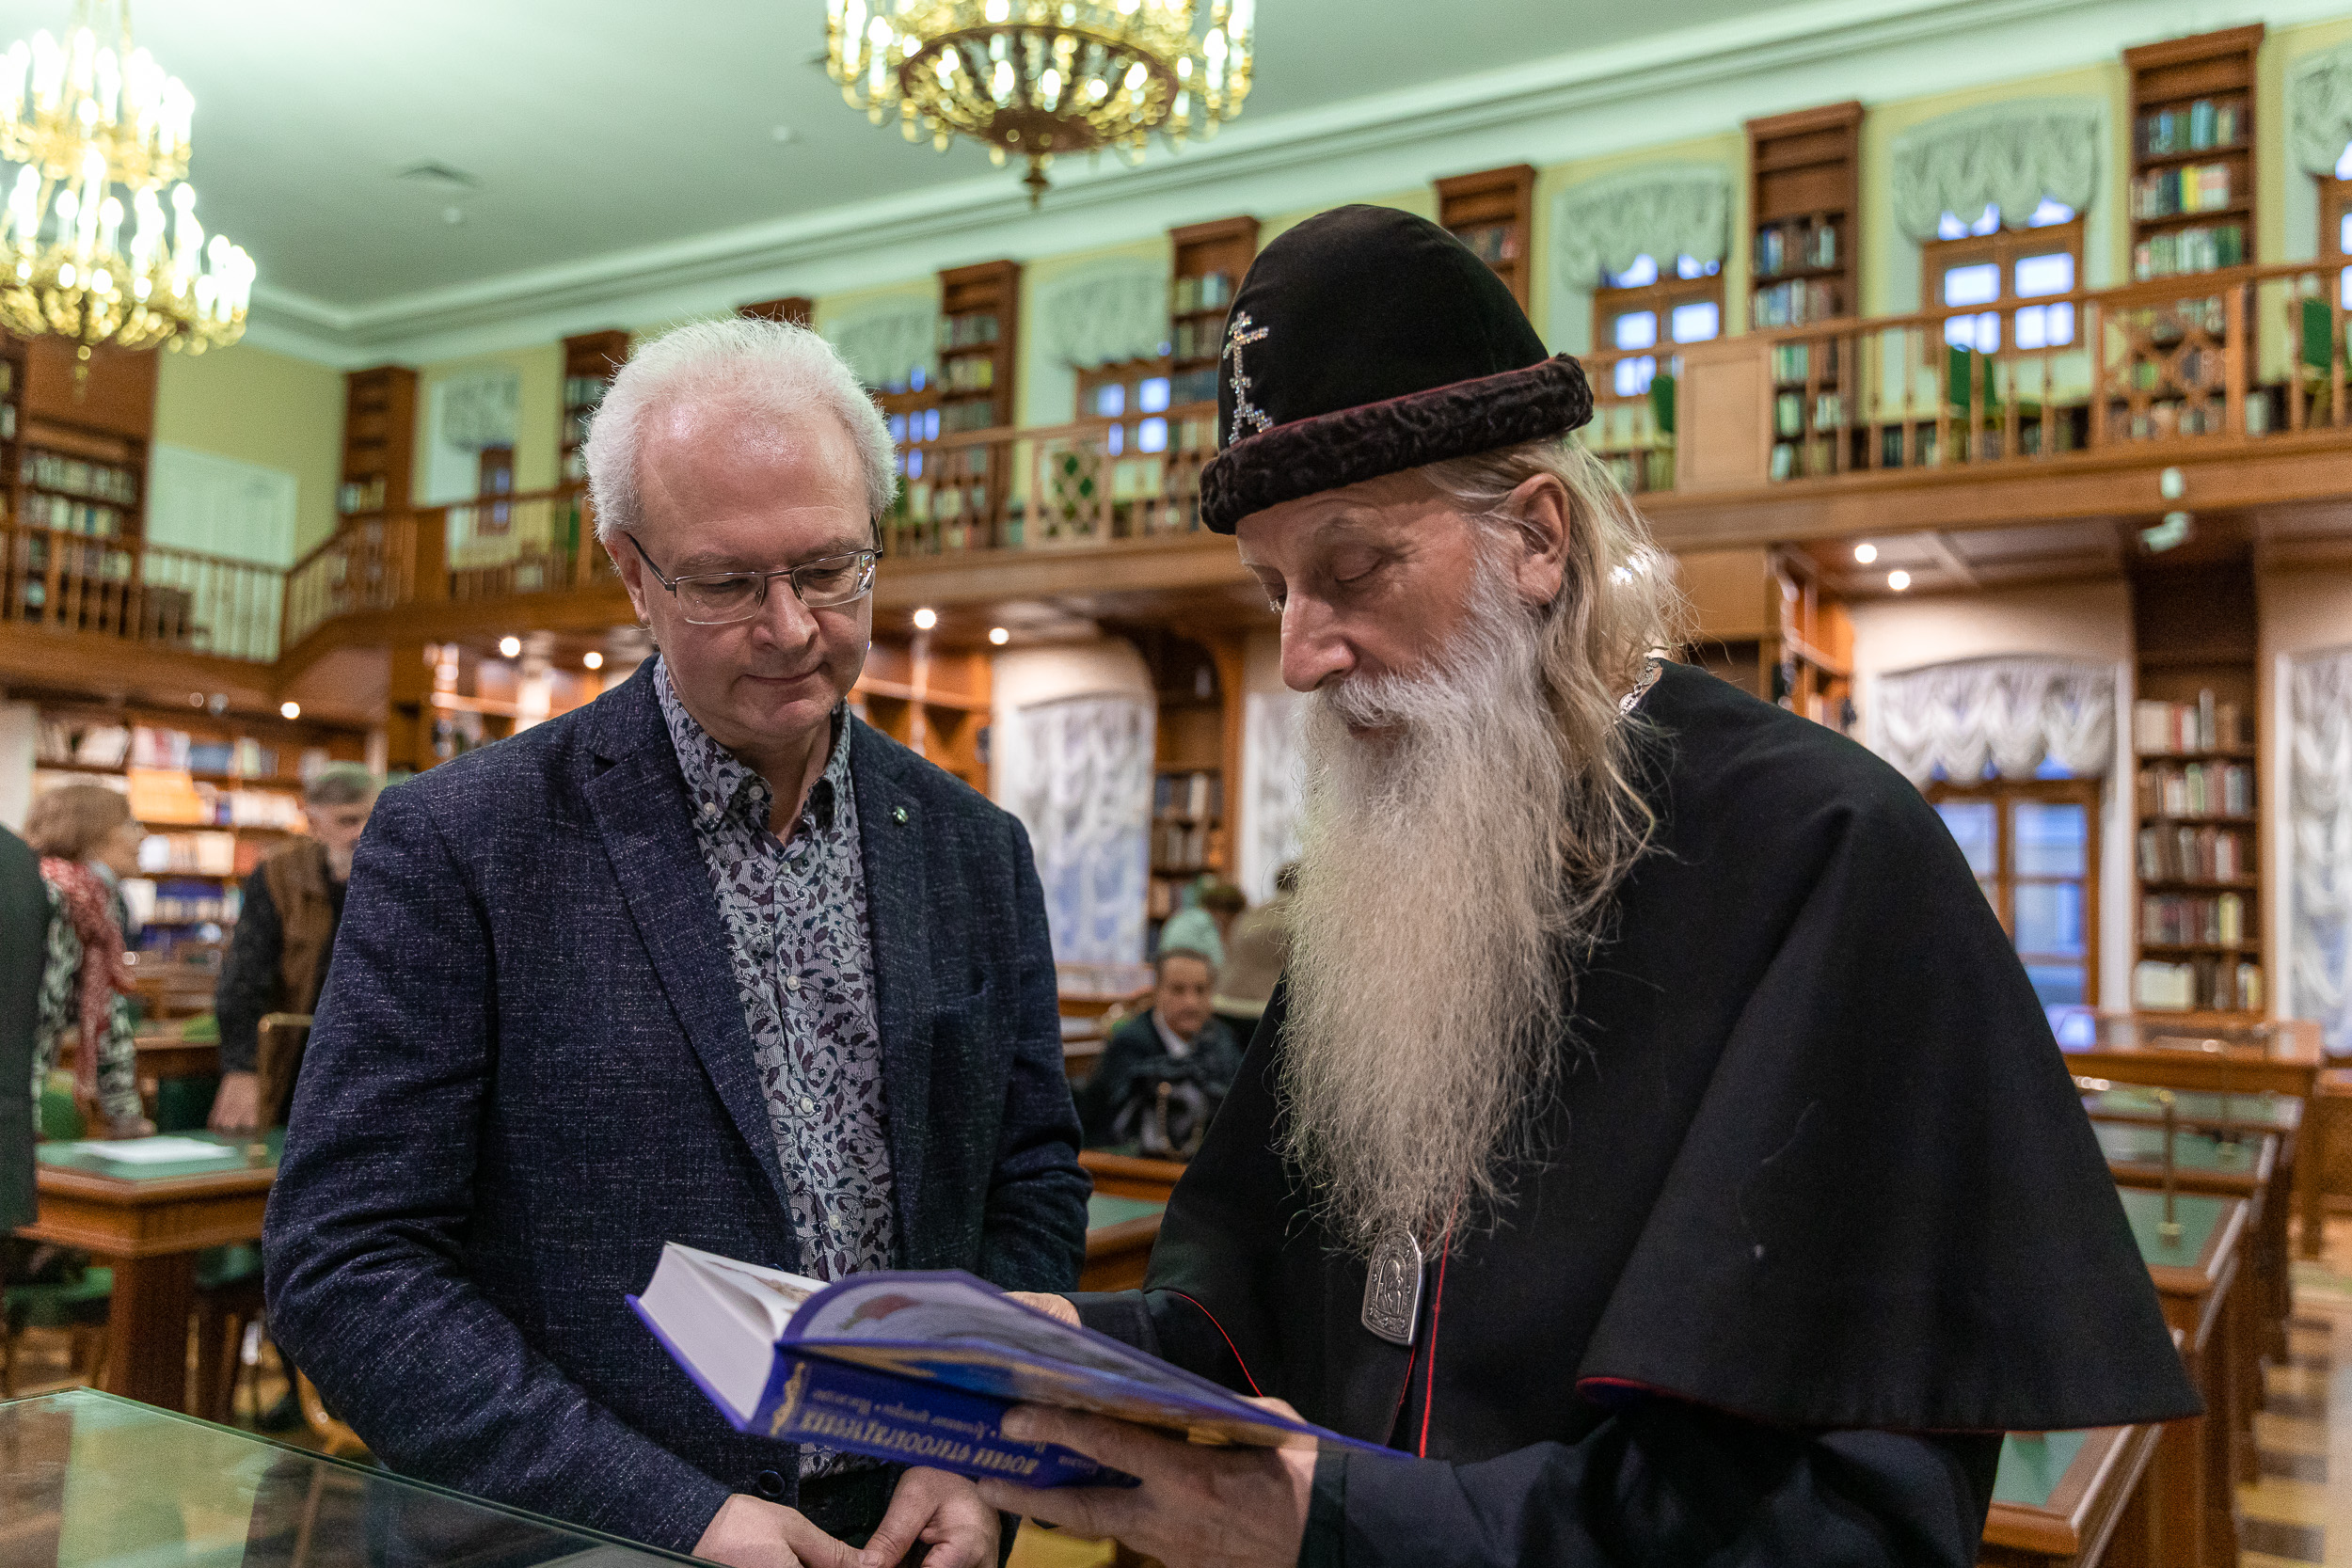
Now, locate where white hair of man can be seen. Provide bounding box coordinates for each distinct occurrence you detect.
[584,316,897,545]
[1277,436,1684,1257]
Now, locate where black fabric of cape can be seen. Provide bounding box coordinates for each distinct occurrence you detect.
[1077,662,2196,1472]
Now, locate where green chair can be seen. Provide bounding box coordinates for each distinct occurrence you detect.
[1,1266,111,1397]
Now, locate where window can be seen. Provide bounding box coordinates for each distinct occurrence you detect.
[1929,778,2101,1008]
[1594,254,1724,399]
[1921,204,2084,356]
[2322,153,2352,308]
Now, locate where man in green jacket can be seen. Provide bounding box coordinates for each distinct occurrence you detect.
[0,823,50,1231]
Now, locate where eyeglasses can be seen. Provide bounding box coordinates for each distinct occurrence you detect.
[627,533,878,626]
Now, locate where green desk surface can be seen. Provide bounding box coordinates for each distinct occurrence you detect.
[2084,1086,2299,1132]
[1088,1195,1165,1231]
[36,1130,282,1185]
[2114,1187,2230,1273]
[1992,1430,2090,1509]
[2094,1123,2266,1177]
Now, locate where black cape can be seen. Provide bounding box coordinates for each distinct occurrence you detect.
[1078,662,2194,1470]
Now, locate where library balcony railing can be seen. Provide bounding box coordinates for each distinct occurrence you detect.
[1675,261,2352,493]
[2,515,288,662]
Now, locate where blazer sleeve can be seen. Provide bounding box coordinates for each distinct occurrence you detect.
[974,813,1089,1291]
[262,785,733,1551]
[214,869,279,1075]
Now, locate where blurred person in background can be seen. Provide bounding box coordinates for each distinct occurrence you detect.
[1212,862,1295,1044]
[2,823,47,1229]
[23,784,151,1138]
[211,763,381,1133]
[1079,945,1242,1154]
[1155,877,1245,969]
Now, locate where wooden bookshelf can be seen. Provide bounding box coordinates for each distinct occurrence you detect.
[1435,166,1535,310]
[7,336,157,641]
[2129,558,2264,1017]
[1746,102,1861,335]
[558,330,629,488]
[1168,215,1258,408]
[852,637,991,796]
[1678,545,1853,735]
[1118,624,1244,931]
[337,366,418,520]
[738,296,814,327]
[2123,25,2262,281]
[927,260,1021,551]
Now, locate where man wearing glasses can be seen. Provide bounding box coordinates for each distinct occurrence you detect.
[266,319,1089,1568]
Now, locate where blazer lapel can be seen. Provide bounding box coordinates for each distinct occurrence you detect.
[850,723,936,1263]
[580,673,797,1237]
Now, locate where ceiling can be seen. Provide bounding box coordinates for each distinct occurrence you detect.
[0,0,1824,312]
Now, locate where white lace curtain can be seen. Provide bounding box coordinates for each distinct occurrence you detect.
[1888,97,2104,241]
[1872,657,2117,786]
[438,370,519,451]
[2290,41,2352,176]
[1001,693,1154,963]
[2290,646,2352,1056]
[825,303,938,392]
[1238,687,1309,907]
[1550,165,1730,289]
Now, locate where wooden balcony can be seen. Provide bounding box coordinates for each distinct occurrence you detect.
[19,260,2352,706]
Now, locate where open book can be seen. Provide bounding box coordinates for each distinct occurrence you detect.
[630,1242,1382,1488]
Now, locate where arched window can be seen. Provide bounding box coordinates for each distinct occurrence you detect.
[1592,253,1723,398]
[1921,198,2084,355]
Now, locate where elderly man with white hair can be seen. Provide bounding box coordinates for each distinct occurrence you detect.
[266,318,1089,1567]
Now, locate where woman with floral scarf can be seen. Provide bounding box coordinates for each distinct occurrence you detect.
[23,784,151,1139]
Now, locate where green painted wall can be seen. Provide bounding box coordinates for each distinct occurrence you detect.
[151,343,344,557]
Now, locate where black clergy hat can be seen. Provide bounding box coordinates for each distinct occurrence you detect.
[1198,204,1594,534]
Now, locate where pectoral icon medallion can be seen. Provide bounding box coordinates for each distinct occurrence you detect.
[1360,1227,1424,1347]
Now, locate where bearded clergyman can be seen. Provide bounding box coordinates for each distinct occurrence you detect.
[988,206,2196,1566]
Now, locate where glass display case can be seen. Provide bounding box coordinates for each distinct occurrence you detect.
[0,1388,693,1566]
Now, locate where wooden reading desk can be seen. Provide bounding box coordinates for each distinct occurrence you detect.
[1979,1424,2164,1568]
[2114,1187,2246,1568]
[14,1132,280,1414]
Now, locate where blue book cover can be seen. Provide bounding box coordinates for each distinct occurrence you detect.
[630,1243,1386,1489]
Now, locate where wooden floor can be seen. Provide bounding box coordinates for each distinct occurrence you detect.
[10,1216,2352,1567]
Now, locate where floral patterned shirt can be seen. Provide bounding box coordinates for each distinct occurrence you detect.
[656,661,895,1478]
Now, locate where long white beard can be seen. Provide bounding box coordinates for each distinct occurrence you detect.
[1277,559,1582,1254]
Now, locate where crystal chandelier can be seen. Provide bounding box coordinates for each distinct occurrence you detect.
[0,3,254,364]
[826,0,1256,204]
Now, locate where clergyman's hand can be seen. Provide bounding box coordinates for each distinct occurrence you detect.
[974,1403,1314,1568]
[691,1494,863,1568]
[209,1070,262,1132]
[1002,1291,1079,1326]
[857,1466,1000,1568]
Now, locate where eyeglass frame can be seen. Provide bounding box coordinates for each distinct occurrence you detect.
[624,531,880,626]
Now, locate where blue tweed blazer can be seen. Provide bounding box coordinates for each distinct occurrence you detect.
[263,660,1089,1551]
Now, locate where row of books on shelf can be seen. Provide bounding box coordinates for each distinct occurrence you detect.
[933,399,1000,436]
[562,373,612,411]
[1152,820,1215,870]
[2137,760,2253,819]
[562,409,595,446]
[1155,770,1221,819]
[1450,223,1518,266]
[1597,451,1676,494]
[939,312,1001,350]
[338,475,389,515]
[1170,366,1217,405]
[23,492,125,537]
[1770,341,1836,385]
[1751,279,1841,329]
[2136,97,2243,158]
[2133,955,2260,1013]
[2131,223,2244,280]
[2133,693,2249,754]
[1171,317,1227,361]
[1773,392,1841,438]
[0,404,17,440]
[1753,219,1836,280]
[1147,879,1200,921]
[24,450,138,505]
[942,355,995,392]
[1169,272,1234,313]
[2137,822,2248,883]
[43,721,318,779]
[124,877,240,928]
[2129,163,2234,220]
[2140,891,2251,947]
[135,831,260,878]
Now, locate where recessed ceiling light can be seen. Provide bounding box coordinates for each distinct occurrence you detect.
[1887,570,1912,592]
[583,651,604,670]
[279,701,301,720]
[499,635,522,657]
[913,608,938,630]
[989,626,1009,645]
[1852,542,1878,564]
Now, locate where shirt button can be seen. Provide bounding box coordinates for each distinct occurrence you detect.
[786,974,801,991]
[701,800,719,817]
[800,1097,815,1113]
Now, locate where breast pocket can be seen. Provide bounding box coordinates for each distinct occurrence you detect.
[929,978,997,1070]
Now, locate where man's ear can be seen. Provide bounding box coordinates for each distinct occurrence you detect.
[1506,473,1570,607]
[608,531,653,625]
